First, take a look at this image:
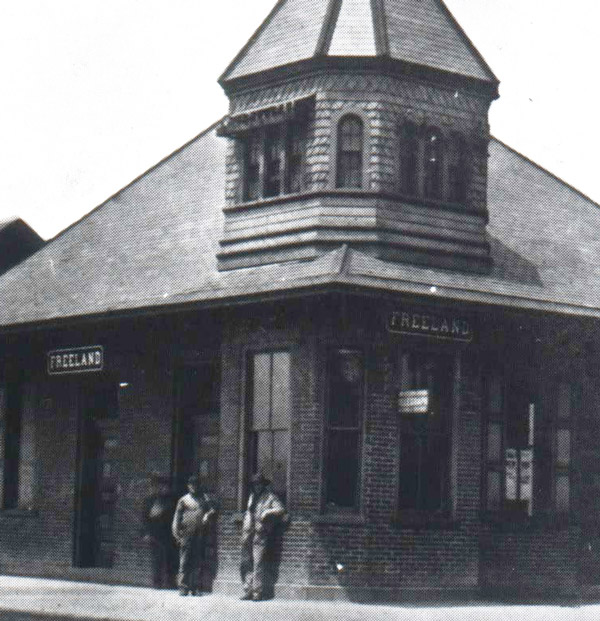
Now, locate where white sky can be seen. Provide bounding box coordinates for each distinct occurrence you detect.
[0,0,598,240]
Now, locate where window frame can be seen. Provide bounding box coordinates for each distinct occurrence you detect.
[335,114,365,189]
[323,347,366,513]
[244,349,292,506]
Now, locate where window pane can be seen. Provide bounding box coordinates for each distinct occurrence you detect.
[398,431,421,509]
[556,474,570,513]
[488,375,503,414]
[272,430,289,501]
[487,422,503,463]
[252,354,271,431]
[557,429,571,466]
[264,126,283,198]
[424,129,442,199]
[326,430,359,508]
[399,123,418,196]
[329,350,363,428]
[557,383,571,419]
[337,116,363,189]
[255,431,273,478]
[487,470,502,510]
[272,352,291,430]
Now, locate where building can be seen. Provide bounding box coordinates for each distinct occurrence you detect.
[0,218,44,275]
[1,0,599,601]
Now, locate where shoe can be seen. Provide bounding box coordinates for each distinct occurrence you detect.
[192,590,204,596]
[240,592,253,601]
[252,594,265,601]
[179,589,189,596]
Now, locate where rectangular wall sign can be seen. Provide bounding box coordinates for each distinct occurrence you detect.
[388,309,473,342]
[47,346,104,375]
[398,389,429,414]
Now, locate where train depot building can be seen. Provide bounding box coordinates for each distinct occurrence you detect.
[1,0,600,602]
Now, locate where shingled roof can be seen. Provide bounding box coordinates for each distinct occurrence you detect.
[0,125,598,330]
[220,0,497,84]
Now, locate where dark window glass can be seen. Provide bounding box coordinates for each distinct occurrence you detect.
[247,352,291,502]
[554,382,578,515]
[484,373,534,516]
[244,132,261,201]
[264,126,283,198]
[286,122,306,194]
[398,352,452,511]
[336,115,363,189]
[399,123,418,196]
[326,350,364,509]
[423,128,442,200]
[447,135,468,203]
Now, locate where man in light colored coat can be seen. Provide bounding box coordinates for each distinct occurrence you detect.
[240,473,286,601]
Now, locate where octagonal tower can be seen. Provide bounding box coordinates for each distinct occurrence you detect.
[217,0,499,273]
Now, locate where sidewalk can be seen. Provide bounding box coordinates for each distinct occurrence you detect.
[0,576,597,621]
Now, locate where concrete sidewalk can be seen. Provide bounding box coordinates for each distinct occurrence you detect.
[0,576,596,621]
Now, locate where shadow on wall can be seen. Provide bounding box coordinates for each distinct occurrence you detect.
[487,234,543,286]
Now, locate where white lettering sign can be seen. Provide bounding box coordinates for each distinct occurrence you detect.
[47,346,104,375]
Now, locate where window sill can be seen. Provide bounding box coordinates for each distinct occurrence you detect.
[0,508,40,519]
[313,512,366,526]
[481,510,571,531]
[226,190,484,217]
[391,510,455,530]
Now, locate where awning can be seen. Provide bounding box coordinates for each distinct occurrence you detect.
[217,95,315,137]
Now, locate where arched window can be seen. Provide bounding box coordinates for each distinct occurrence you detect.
[447,134,468,203]
[336,115,363,189]
[423,127,443,200]
[399,122,418,196]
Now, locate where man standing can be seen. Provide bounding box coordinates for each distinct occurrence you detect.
[172,475,216,596]
[141,473,176,589]
[240,473,286,601]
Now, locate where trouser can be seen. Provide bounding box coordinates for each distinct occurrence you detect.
[240,533,268,597]
[150,537,171,588]
[177,535,205,592]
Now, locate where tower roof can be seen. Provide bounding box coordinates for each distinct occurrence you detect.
[220,0,497,85]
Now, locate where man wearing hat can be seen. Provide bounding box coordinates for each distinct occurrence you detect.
[141,472,176,589]
[172,475,216,596]
[240,473,286,601]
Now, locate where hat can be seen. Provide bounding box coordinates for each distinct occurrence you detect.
[250,472,271,486]
[187,474,201,487]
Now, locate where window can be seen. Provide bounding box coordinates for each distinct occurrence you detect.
[423,128,443,200]
[398,122,418,196]
[247,352,291,503]
[241,121,307,202]
[483,373,535,517]
[286,122,306,194]
[336,115,363,189]
[447,134,468,203]
[326,349,364,510]
[264,126,283,198]
[1,382,35,510]
[244,131,261,202]
[554,382,578,515]
[398,352,452,512]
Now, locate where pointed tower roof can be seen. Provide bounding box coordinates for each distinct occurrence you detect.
[220,0,497,86]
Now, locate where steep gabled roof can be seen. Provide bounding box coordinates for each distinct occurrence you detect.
[0,128,598,329]
[220,0,497,84]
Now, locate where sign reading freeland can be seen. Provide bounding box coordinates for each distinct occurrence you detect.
[388,309,473,342]
[47,346,104,375]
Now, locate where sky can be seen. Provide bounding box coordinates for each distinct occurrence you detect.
[0,0,599,240]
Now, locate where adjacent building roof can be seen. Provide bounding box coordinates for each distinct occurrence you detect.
[220,0,497,84]
[0,217,44,276]
[0,126,598,330]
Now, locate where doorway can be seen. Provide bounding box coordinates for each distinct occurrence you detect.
[73,381,119,568]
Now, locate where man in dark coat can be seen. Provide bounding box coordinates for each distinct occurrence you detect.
[240,473,286,601]
[141,473,176,589]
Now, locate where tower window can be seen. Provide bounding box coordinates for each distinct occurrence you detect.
[447,134,468,203]
[423,128,443,200]
[243,132,261,202]
[398,122,418,196]
[336,115,363,189]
